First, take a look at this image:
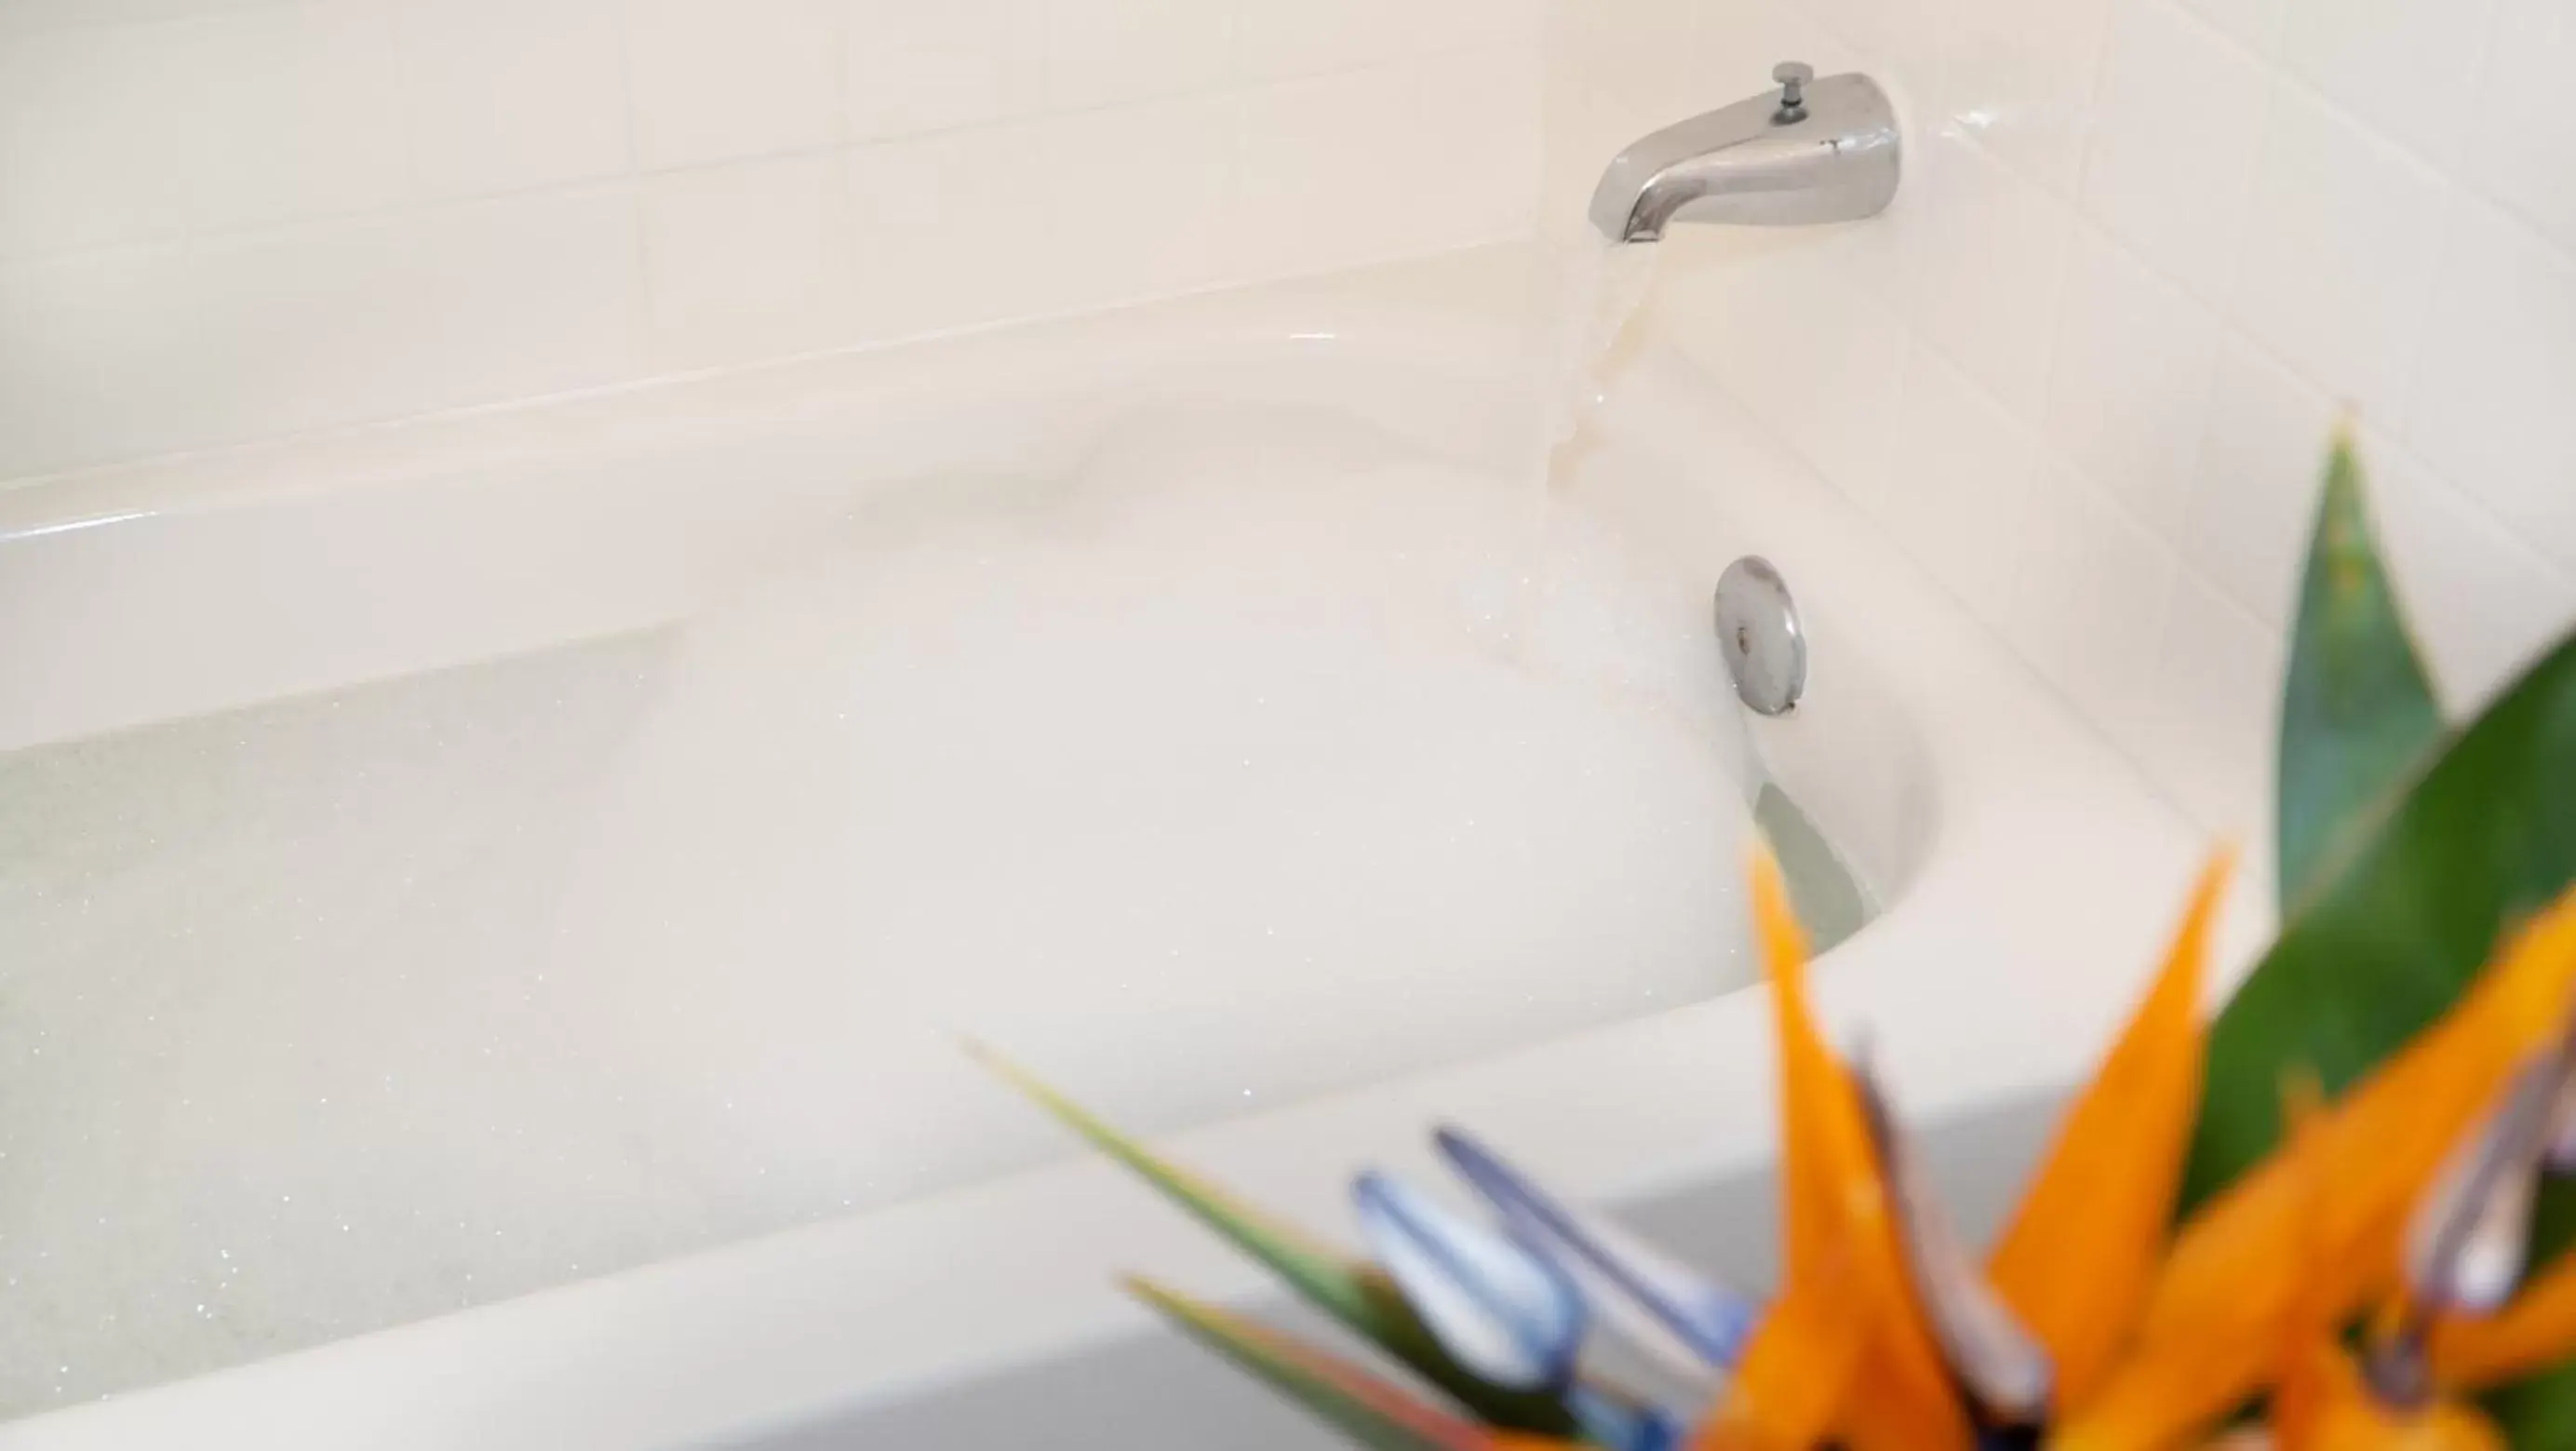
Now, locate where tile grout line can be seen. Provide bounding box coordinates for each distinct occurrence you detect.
[0,39,1531,274]
[608,0,664,368]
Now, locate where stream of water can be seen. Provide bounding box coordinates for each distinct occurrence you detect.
[1505,235,1664,651]
[1514,237,1877,946]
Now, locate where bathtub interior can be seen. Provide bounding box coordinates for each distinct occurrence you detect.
[0,291,1929,1419]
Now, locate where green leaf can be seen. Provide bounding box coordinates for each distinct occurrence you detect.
[2186,630,2576,1210]
[1127,1278,1519,1451]
[969,1042,1578,1435]
[2274,431,2443,913]
[2180,631,2576,1433]
[2484,1295,2576,1449]
[2493,1183,2576,1435]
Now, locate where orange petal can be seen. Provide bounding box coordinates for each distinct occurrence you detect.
[2278,1259,2505,1451]
[1988,848,2232,1409]
[1746,852,1970,1451]
[2431,1245,2576,1391]
[2056,1075,2327,1451]
[2152,887,2576,1334]
[2274,1336,2368,1451]
[2336,1402,2506,1451]
[1753,849,1839,1290]
[2049,1325,2262,1451]
[1837,1337,1974,1451]
[2272,1073,2350,1451]
[2060,887,2576,1450]
[1690,857,1874,1451]
[1689,1268,1869,1451]
[2275,1353,2506,1451]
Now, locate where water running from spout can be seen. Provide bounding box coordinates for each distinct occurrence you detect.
[1504,234,1662,653]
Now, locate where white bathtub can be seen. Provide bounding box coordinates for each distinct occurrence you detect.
[0,246,2218,1448]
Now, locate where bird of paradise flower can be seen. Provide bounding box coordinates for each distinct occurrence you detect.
[978,853,2576,1450]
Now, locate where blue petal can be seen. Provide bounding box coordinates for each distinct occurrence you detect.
[1349,1170,1588,1391]
[1567,1384,1690,1451]
[1436,1126,1756,1376]
[1852,1057,2052,1421]
[2408,1044,2565,1315]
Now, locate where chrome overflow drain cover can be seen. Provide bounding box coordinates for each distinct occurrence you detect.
[1714,556,1805,716]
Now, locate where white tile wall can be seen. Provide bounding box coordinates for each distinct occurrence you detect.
[2182,335,2335,627]
[2227,86,2448,424]
[1931,0,2106,196]
[2408,203,2576,578]
[841,125,1054,336]
[1896,129,2072,416]
[403,186,652,407]
[2363,433,2576,709]
[1417,46,1548,244]
[2010,459,2176,754]
[640,154,854,369]
[0,4,409,255]
[1238,0,1412,82]
[0,0,1543,478]
[0,187,648,469]
[1875,343,2041,629]
[2168,0,2284,55]
[1042,92,1238,304]
[396,0,630,200]
[1042,0,1234,110]
[1236,65,1425,274]
[841,0,1044,141]
[2045,226,2218,539]
[10,0,2570,865]
[1413,0,1548,54]
[2468,0,2576,254]
[2277,0,2493,168]
[2077,0,2269,303]
[2140,570,2283,833]
[1566,0,2576,847]
[623,0,842,169]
